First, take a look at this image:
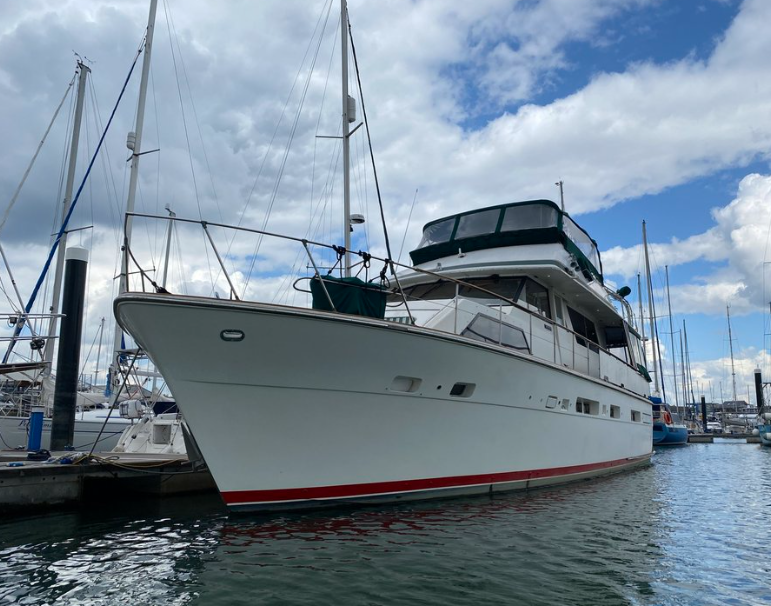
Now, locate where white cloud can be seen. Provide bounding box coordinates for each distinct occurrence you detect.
[602,172,771,316]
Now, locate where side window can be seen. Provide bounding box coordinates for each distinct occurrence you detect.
[461,314,530,352]
[567,306,599,351]
[524,279,551,319]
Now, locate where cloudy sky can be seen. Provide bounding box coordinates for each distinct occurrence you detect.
[1,0,770,406]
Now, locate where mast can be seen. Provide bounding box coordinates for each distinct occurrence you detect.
[161,205,176,288]
[680,329,687,407]
[665,266,680,415]
[43,61,90,373]
[683,319,696,405]
[727,305,737,403]
[94,317,104,389]
[341,0,352,276]
[637,273,647,366]
[642,221,660,395]
[110,0,158,372]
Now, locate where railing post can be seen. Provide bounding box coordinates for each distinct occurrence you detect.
[202,221,240,301]
[454,282,459,334]
[387,260,414,325]
[302,241,336,311]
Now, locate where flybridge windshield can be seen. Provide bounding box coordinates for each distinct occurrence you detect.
[409,200,603,283]
[416,202,560,249]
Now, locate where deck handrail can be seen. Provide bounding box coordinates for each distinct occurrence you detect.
[121,212,646,379]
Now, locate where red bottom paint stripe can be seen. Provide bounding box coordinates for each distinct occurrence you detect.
[222,454,650,505]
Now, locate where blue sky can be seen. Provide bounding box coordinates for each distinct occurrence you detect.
[1,0,770,404]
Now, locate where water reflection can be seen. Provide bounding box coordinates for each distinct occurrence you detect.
[1,446,770,605]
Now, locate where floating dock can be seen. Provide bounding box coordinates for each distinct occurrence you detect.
[688,433,760,443]
[0,450,216,513]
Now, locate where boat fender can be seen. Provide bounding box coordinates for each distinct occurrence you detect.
[752,428,760,436]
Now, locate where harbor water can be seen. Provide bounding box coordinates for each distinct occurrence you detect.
[1,442,769,605]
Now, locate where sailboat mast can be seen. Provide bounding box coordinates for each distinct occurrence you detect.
[161,206,176,288]
[43,61,90,372]
[94,317,104,388]
[341,0,352,277]
[636,273,647,365]
[727,305,737,403]
[665,266,680,414]
[680,329,687,407]
[642,221,660,394]
[111,0,158,364]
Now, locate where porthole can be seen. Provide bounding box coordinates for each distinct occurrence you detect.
[220,329,245,342]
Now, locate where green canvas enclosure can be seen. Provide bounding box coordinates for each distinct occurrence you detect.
[310,275,387,319]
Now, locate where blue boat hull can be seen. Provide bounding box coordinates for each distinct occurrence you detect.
[757,423,771,446]
[653,423,689,445]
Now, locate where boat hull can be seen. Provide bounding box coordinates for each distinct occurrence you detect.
[652,423,689,445]
[757,423,771,446]
[115,293,653,511]
[0,414,129,452]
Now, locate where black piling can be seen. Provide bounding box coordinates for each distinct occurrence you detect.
[700,396,707,433]
[50,247,89,451]
[754,368,764,416]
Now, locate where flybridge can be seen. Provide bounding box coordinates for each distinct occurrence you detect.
[409,199,604,284]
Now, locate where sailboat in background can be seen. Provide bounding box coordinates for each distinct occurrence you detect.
[641,221,688,445]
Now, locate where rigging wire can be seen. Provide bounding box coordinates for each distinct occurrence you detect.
[161,0,215,289]
[165,0,224,225]
[397,188,419,265]
[0,74,76,235]
[242,0,336,296]
[348,14,395,263]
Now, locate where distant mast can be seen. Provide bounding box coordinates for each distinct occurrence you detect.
[43,61,90,374]
[727,305,738,403]
[637,272,647,366]
[642,221,660,396]
[665,265,680,415]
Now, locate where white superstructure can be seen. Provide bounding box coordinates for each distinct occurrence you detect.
[115,199,653,511]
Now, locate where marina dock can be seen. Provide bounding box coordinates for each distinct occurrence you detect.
[688,433,761,443]
[0,450,216,513]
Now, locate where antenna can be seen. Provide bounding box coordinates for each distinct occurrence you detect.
[555,180,565,212]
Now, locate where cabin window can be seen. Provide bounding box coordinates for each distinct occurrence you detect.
[575,400,583,413]
[524,279,551,318]
[604,325,631,363]
[397,277,524,304]
[561,398,570,410]
[567,306,599,352]
[417,218,455,248]
[546,396,558,409]
[461,314,530,352]
[455,209,501,239]
[563,216,601,271]
[610,405,621,419]
[631,410,641,422]
[500,204,559,232]
[643,412,652,424]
